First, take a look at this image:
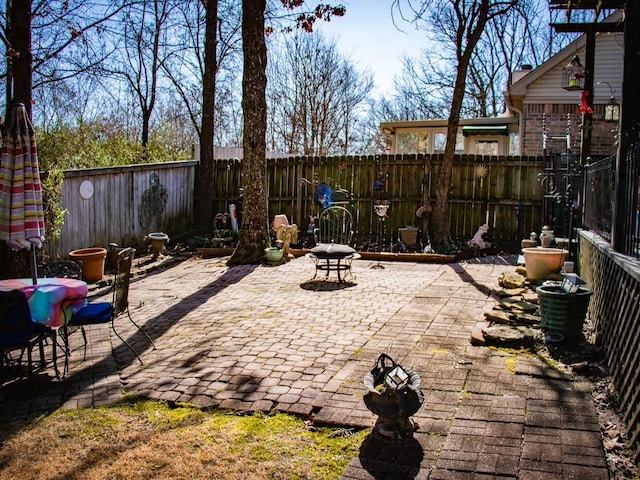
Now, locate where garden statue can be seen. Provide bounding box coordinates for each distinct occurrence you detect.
[363,353,423,439]
[275,224,298,259]
[468,224,491,249]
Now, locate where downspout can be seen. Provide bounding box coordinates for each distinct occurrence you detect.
[504,96,524,156]
[505,93,525,240]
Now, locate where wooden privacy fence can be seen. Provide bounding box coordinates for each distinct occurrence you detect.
[51,154,543,257]
[51,161,196,257]
[212,154,544,246]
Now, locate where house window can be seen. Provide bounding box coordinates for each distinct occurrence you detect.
[475,140,499,156]
[434,133,446,152]
[456,133,465,153]
[396,132,428,154]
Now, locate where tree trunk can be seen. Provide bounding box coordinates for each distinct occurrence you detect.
[141,108,151,161]
[432,0,492,247]
[433,67,467,247]
[6,0,32,116]
[0,0,33,280]
[227,0,268,265]
[194,0,218,235]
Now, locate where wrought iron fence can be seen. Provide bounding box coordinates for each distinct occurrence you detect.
[584,138,640,258]
[621,139,640,257]
[584,155,614,242]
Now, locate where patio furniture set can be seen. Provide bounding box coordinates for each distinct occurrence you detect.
[0,248,155,379]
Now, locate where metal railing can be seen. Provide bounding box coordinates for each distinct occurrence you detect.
[620,139,640,257]
[584,138,640,258]
[584,155,614,242]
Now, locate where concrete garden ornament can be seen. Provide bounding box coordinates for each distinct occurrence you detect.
[275,224,298,259]
[146,232,169,259]
[363,353,423,439]
[467,224,491,249]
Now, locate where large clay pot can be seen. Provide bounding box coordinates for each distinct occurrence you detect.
[69,247,107,282]
[522,247,567,281]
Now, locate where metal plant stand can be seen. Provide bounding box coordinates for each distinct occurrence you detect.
[372,200,390,269]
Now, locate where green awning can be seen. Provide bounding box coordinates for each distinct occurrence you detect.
[462,125,509,136]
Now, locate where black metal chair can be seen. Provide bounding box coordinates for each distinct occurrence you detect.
[61,248,155,373]
[308,206,358,283]
[0,289,58,378]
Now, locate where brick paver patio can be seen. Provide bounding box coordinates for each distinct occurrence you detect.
[0,254,609,479]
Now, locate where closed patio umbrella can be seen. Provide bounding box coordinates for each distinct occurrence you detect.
[0,103,45,284]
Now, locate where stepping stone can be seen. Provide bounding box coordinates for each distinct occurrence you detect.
[499,296,523,304]
[509,300,538,312]
[482,325,536,344]
[484,309,513,324]
[470,324,487,345]
[513,312,541,325]
[498,288,527,297]
[498,272,526,289]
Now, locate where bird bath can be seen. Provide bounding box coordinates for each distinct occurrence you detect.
[146,232,169,259]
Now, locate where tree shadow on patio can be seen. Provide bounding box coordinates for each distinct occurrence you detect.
[0,262,260,421]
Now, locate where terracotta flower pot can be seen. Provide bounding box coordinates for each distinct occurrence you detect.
[69,247,107,282]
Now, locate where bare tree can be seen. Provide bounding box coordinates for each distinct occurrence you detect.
[267,31,372,155]
[394,54,453,120]
[110,0,177,158]
[161,1,242,142]
[227,0,269,265]
[394,0,520,246]
[195,0,219,234]
[228,0,345,265]
[1,1,135,116]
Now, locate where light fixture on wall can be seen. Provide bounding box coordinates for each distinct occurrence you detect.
[595,81,620,122]
[605,96,620,122]
[562,55,586,91]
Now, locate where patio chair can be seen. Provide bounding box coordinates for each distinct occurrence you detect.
[0,290,58,378]
[61,247,155,372]
[38,259,83,280]
[308,206,358,283]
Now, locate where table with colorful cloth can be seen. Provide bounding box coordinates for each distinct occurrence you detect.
[0,277,88,327]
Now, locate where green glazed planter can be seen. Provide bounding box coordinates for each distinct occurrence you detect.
[265,247,283,265]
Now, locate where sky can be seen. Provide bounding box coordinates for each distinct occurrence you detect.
[312,0,428,96]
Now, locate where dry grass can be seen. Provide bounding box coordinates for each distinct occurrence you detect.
[0,397,366,480]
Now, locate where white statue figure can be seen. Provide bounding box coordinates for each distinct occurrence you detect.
[468,224,491,249]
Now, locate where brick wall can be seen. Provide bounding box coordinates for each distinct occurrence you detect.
[521,104,618,157]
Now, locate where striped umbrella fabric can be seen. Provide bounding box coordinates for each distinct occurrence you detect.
[0,103,45,259]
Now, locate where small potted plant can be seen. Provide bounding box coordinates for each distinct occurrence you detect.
[264,226,283,265]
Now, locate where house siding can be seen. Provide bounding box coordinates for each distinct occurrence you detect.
[521,33,623,105]
[514,31,622,158]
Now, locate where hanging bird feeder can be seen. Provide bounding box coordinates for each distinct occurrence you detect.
[562,55,586,91]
